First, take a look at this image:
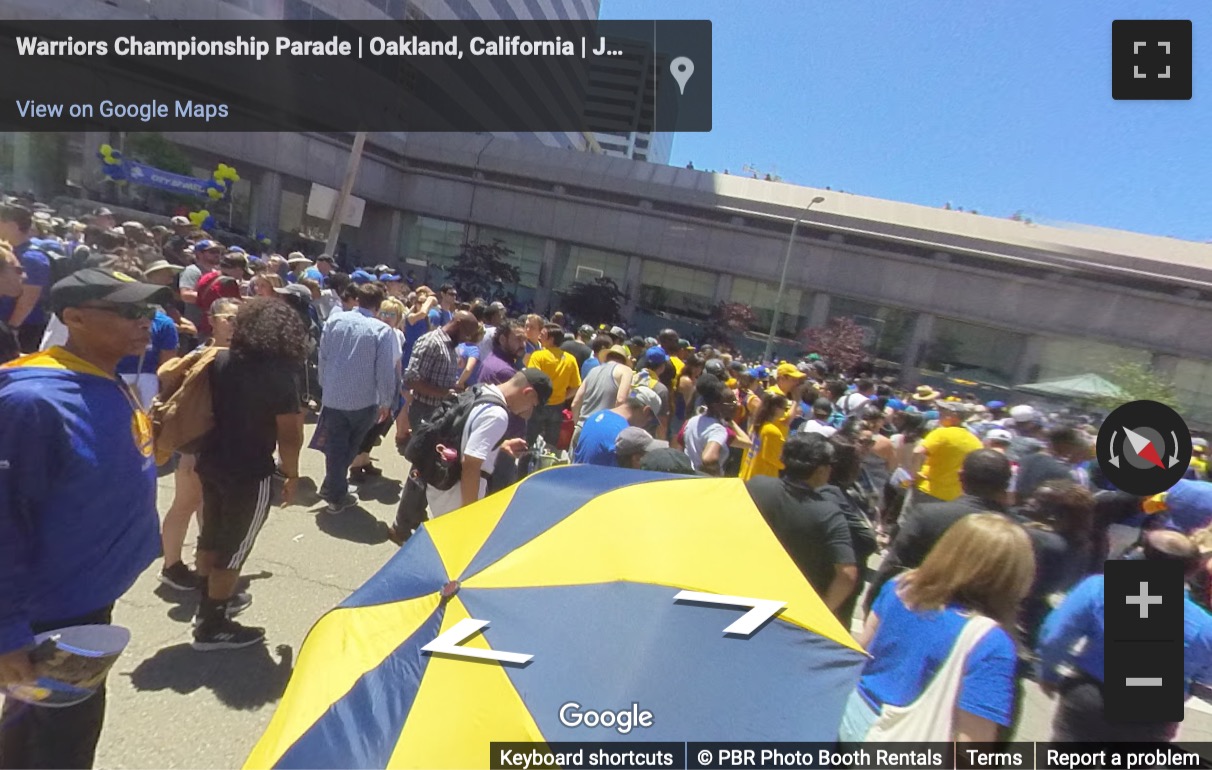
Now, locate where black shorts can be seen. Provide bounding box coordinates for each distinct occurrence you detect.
[198,474,274,571]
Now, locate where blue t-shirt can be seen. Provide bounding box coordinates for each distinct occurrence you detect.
[0,242,51,327]
[117,310,179,375]
[428,307,453,329]
[859,577,1018,727]
[581,356,600,380]
[456,341,482,385]
[574,410,628,466]
[402,317,428,367]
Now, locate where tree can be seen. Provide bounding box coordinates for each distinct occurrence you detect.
[801,316,867,373]
[1092,361,1180,412]
[445,239,520,303]
[701,301,757,349]
[126,132,192,175]
[560,276,627,327]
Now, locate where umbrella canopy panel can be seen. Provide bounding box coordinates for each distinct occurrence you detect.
[247,466,867,770]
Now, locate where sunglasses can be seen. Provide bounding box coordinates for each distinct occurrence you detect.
[79,302,158,320]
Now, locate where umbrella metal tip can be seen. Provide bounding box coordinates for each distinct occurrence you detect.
[441,580,460,600]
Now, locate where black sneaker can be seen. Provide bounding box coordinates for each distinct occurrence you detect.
[191,618,266,651]
[324,495,358,514]
[191,592,253,627]
[158,562,199,591]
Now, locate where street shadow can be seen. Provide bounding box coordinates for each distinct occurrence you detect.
[126,642,294,710]
[290,476,322,508]
[314,506,390,545]
[155,571,275,624]
[353,477,402,506]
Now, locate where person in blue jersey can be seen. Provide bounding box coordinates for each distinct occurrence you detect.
[1038,529,1212,743]
[0,268,172,768]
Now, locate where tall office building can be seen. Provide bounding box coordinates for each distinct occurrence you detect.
[586,33,674,163]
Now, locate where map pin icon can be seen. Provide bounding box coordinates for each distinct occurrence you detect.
[670,56,694,95]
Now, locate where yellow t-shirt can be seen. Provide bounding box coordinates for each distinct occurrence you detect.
[918,425,983,501]
[739,421,789,481]
[669,355,685,381]
[765,384,796,429]
[527,347,582,405]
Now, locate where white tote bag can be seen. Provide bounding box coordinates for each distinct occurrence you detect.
[863,614,999,742]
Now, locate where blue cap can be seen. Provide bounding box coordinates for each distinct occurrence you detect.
[248,257,266,271]
[986,400,1006,409]
[226,245,246,254]
[754,366,769,378]
[886,398,906,411]
[644,346,670,366]
[381,274,402,282]
[924,410,940,420]
[194,239,221,252]
[350,269,375,284]
[746,367,763,378]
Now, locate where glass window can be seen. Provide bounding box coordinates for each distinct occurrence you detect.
[400,215,466,272]
[1036,338,1151,382]
[827,296,917,362]
[1173,359,1212,425]
[639,260,716,319]
[279,190,305,234]
[923,317,1025,385]
[558,245,629,291]
[476,226,546,290]
[730,277,804,337]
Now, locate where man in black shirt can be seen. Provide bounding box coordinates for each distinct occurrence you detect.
[194,299,306,651]
[745,433,857,617]
[1013,425,1083,503]
[866,448,1013,612]
[560,325,594,368]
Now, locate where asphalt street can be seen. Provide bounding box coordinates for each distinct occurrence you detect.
[60,423,1212,768]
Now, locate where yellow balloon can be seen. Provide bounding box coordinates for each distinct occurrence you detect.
[207,188,222,200]
[100,144,113,155]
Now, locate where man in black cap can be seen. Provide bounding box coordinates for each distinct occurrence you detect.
[561,324,594,369]
[423,368,551,519]
[0,268,171,768]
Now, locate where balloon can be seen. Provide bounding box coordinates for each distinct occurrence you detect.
[100,143,112,155]
[189,210,210,228]
[207,187,222,200]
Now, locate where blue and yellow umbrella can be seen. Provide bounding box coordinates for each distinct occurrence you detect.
[246,466,866,769]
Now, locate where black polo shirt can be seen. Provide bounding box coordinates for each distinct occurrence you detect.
[745,476,856,595]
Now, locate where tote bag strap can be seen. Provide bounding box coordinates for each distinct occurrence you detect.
[863,613,999,742]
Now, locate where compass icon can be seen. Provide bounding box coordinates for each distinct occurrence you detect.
[1097,400,1191,496]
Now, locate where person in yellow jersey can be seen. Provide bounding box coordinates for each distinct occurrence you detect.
[768,362,807,427]
[1190,438,1208,480]
[523,322,581,471]
[739,392,792,481]
[913,402,983,501]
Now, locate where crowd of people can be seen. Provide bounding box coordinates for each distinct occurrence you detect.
[3,198,1212,765]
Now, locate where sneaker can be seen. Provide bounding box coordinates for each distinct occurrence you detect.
[191,592,253,627]
[385,523,411,547]
[361,463,383,477]
[158,561,199,591]
[324,495,358,514]
[349,467,370,485]
[191,618,266,651]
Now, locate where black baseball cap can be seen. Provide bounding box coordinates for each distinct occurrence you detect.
[640,447,699,475]
[50,268,172,315]
[520,368,553,405]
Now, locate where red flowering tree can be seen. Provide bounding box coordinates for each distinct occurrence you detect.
[802,316,867,373]
[701,301,757,349]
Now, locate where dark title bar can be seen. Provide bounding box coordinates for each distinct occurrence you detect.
[488,743,1212,770]
[0,19,711,132]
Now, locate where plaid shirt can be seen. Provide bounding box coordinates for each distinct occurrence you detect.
[404,327,461,406]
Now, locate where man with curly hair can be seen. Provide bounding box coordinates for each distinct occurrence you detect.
[192,298,306,651]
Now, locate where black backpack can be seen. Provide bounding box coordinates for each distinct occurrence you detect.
[404,385,508,490]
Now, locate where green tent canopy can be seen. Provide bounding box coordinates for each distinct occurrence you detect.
[1018,373,1126,400]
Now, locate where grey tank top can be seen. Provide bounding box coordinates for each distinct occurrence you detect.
[577,361,623,424]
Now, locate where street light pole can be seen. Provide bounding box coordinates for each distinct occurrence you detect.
[762,195,825,363]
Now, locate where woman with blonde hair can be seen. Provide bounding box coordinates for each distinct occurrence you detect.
[840,513,1035,744]
[349,296,407,483]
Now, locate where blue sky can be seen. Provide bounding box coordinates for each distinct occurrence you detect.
[600,1,1212,241]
